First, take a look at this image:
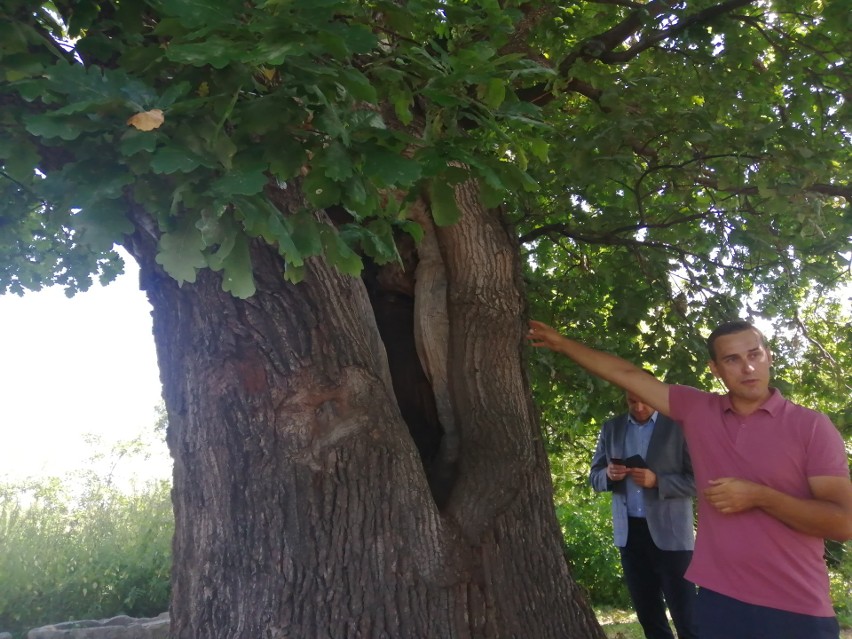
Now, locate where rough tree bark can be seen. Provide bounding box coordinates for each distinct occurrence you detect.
[124,181,605,638]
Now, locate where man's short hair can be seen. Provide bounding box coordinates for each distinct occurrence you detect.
[707,320,768,361]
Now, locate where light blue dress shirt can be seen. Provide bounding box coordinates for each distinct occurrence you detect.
[624,411,657,517]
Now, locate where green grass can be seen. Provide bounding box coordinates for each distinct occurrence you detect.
[602,623,645,639]
[596,608,645,639]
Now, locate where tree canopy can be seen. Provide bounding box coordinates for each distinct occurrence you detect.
[2,0,850,459]
[2,2,847,290]
[2,1,851,636]
[2,0,850,467]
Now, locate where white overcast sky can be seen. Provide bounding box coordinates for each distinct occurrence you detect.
[0,250,169,485]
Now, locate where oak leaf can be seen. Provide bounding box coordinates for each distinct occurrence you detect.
[127,109,165,131]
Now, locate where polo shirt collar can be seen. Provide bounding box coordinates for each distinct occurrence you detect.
[721,387,784,416]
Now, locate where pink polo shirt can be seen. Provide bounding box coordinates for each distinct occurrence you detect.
[669,385,849,616]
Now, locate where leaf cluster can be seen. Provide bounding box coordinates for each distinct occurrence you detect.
[0,0,555,296]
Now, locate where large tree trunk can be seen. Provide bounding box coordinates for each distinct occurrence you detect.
[125,183,605,638]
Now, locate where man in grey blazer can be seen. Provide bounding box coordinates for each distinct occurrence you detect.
[590,388,698,639]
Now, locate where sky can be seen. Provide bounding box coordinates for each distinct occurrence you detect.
[0,251,170,486]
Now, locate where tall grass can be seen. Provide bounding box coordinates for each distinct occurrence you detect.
[0,454,173,638]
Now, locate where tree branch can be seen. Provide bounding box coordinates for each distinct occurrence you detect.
[517,0,760,106]
[595,0,758,64]
[519,220,769,276]
[518,209,709,246]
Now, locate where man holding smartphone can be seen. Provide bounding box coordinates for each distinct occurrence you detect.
[590,382,697,639]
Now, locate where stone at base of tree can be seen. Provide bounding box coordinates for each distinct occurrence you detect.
[26,613,169,639]
[1,631,13,639]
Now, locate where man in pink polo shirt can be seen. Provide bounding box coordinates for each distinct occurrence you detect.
[528,319,852,639]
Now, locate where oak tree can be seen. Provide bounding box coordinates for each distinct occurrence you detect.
[1,0,848,637]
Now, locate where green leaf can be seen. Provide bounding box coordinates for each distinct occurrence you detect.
[328,22,378,55]
[391,90,413,125]
[363,148,421,187]
[231,196,270,240]
[290,212,324,257]
[342,177,369,206]
[210,133,238,170]
[336,68,378,103]
[253,41,305,66]
[0,138,40,182]
[429,180,461,226]
[266,213,303,266]
[529,138,549,162]
[120,129,159,156]
[317,142,354,181]
[158,81,192,108]
[73,200,135,252]
[155,221,207,284]
[397,218,425,244]
[320,226,362,276]
[268,140,309,180]
[165,36,243,68]
[212,166,269,197]
[341,220,398,264]
[158,0,244,28]
[150,146,205,174]
[202,209,238,266]
[283,262,305,284]
[23,114,86,140]
[480,78,506,109]
[218,232,256,298]
[479,179,503,208]
[303,172,343,208]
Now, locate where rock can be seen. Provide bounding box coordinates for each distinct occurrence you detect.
[26,613,169,639]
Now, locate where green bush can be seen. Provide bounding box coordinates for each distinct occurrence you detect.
[556,491,631,609]
[550,445,631,609]
[0,473,173,638]
[828,540,852,628]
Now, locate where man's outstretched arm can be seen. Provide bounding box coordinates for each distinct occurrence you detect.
[527,320,671,415]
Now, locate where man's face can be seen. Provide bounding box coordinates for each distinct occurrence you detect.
[708,328,772,403]
[626,392,654,424]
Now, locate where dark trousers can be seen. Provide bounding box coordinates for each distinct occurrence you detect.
[619,517,697,639]
[696,587,839,639]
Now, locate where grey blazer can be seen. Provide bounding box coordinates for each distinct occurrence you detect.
[589,413,696,551]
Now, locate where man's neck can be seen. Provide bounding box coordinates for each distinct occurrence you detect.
[729,390,772,416]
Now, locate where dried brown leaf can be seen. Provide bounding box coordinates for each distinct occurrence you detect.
[127,109,165,131]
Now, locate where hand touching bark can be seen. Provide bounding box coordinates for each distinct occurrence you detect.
[527,320,568,352]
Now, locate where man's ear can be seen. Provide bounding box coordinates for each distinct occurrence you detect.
[708,359,719,379]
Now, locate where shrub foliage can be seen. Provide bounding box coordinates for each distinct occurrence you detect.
[0,472,172,638]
